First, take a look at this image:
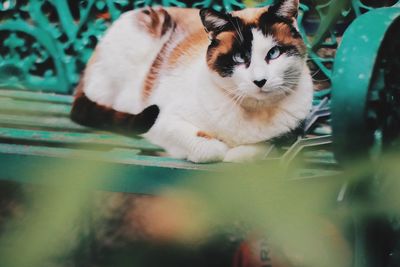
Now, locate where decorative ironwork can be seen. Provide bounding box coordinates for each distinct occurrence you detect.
[301,0,400,90]
[331,7,400,164]
[0,0,399,93]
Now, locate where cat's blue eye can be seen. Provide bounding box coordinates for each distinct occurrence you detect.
[233,53,245,64]
[266,46,281,61]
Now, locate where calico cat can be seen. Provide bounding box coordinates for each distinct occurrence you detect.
[71,0,313,163]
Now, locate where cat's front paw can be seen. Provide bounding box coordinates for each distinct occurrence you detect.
[187,139,229,163]
[224,143,271,163]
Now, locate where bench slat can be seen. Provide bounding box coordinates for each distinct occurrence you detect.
[0,143,339,194]
[0,127,161,151]
[0,143,213,194]
[0,148,204,194]
[0,89,73,104]
[0,143,209,170]
[0,114,91,132]
[0,97,71,116]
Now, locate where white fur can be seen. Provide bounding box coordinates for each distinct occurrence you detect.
[83,10,172,114]
[207,16,229,28]
[224,142,273,163]
[276,0,299,18]
[82,8,313,163]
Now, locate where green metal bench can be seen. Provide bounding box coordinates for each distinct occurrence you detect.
[1,0,399,191]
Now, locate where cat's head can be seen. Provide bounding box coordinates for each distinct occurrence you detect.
[200,0,307,109]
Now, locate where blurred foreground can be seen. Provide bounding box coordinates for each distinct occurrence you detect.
[0,151,400,267]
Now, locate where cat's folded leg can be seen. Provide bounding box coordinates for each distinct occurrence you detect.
[186,137,229,163]
[145,117,229,163]
[223,142,272,163]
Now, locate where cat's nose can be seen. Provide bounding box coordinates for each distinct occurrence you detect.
[253,79,266,88]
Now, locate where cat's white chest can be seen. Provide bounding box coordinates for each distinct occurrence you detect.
[183,76,309,147]
[200,108,281,147]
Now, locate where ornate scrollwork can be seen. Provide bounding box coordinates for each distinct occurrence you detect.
[0,0,399,93]
[303,0,400,90]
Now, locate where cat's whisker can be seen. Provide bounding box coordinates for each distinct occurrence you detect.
[238,94,247,106]
[235,19,244,43]
[311,69,321,78]
[307,57,331,61]
[220,87,245,108]
[280,82,298,86]
[312,78,331,82]
[232,92,245,107]
[229,17,244,43]
[280,86,297,95]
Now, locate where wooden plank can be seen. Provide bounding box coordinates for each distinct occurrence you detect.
[0,127,161,151]
[0,89,73,104]
[0,114,91,132]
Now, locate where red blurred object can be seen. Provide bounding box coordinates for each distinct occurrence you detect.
[97,12,111,20]
[232,237,292,267]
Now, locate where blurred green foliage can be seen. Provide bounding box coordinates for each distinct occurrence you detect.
[1,1,400,266]
[0,151,399,267]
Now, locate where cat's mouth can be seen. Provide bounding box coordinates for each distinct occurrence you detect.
[241,89,289,108]
[252,88,284,99]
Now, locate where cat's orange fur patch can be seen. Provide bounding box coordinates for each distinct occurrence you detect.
[197,131,214,139]
[207,32,236,71]
[216,32,236,54]
[142,8,205,102]
[245,106,279,122]
[233,7,268,25]
[142,44,168,101]
[137,7,173,38]
[166,7,202,29]
[271,23,306,54]
[168,29,208,67]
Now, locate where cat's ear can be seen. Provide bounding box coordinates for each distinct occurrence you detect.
[200,8,232,38]
[269,0,299,19]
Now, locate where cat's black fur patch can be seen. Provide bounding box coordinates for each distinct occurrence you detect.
[200,8,237,36]
[259,12,302,40]
[203,7,303,77]
[267,0,299,19]
[214,25,253,77]
[71,93,159,136]
[280,45,302,57]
